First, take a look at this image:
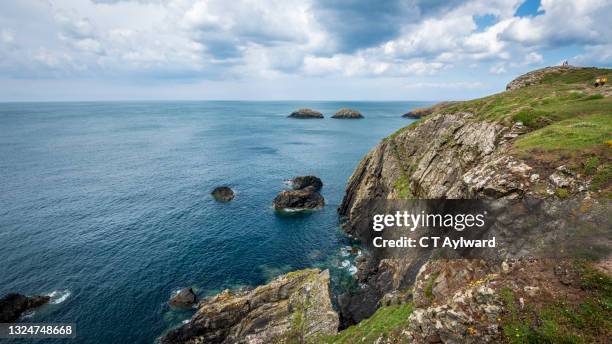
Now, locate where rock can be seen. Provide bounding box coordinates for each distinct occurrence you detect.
[549,172,573,188]
[0,293,50,322]
[211,186,235,202]
[505,65,579,91]
[161,269,338,344]
[332,108,363,119]
[288,108,324,119]
[169,288,197,308]
[402,108,433,119]
[291,175,323,191]
[523,286,540,297]
[402,102,456,119]
[273,188,324,210]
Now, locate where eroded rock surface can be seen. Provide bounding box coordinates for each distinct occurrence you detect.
[161,269,338,344]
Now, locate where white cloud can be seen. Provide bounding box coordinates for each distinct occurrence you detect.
[0,0,609,100]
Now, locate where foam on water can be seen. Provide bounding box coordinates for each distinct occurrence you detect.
[48,290,71,304]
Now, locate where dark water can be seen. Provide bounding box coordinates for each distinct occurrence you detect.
[0,101,428,343]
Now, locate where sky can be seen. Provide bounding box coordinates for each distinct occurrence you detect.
[0,0,610,101]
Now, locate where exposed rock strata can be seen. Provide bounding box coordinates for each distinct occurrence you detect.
[161,269,338,344]
[288,108,324,119]
[0,293,50,322]
[332,108,363,119]
[336,78,606,335]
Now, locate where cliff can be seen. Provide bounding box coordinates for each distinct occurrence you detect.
[334,66,611,342]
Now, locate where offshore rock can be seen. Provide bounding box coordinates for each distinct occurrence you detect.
[291,176,323,191]
[0,293,50,322]
[332,108,363,119]
[273,187,324,210]
[160,269,338,344]
[288,108,324,119]
[211,186,235,202]
[169,288,197,308]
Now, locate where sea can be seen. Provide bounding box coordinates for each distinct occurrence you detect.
[0,101,430,343]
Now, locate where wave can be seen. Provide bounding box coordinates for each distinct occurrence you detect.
[47,289,71,304]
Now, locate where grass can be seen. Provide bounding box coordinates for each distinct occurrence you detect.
[500,262,612,344]
[514,114,611,151]
[424,272,440,302]
[394,175,413,199]
[323,303,414,344]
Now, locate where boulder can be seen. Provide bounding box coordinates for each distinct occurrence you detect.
[332,108,363,119]
[288,108,324,119]
[0,293,50,322]
[211,186,235,202]
[273,187,324,210]
[291,175,323,191]
[169,288,197,308]
[161,269,339,344]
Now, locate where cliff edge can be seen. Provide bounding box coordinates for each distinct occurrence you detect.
[334,66,611,343]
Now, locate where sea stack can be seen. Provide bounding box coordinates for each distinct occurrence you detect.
[288,108,324,119]
[273,175,324,210]
[332,108,363,119]
[211,186,235,202]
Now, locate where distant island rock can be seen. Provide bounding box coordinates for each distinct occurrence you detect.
[291,175,323,191]
[211,186,235,202]
[0,293,50,322]
[168,288,197,308]
[332,108,363,119]
[288,108,324,119]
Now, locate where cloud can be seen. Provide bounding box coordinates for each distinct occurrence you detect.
[0,0,609,88]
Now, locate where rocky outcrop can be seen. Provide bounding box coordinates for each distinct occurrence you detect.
[212,187,235,202]
[273,188,324,211]
[288,109,324,119]
[0,293,50,322]
[291,176,323,191]
[169,288,197,308]
[332,109,363,119]
[402,102,456,119]
[338,99,604,330]
[505,65,578,90]
[161,269,338,344]
[402,108,432,119]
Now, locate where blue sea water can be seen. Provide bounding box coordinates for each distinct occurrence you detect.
[0,101,429,343]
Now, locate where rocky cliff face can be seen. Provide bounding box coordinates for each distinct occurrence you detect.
[161,269,338,344]
[337,66,611,341]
